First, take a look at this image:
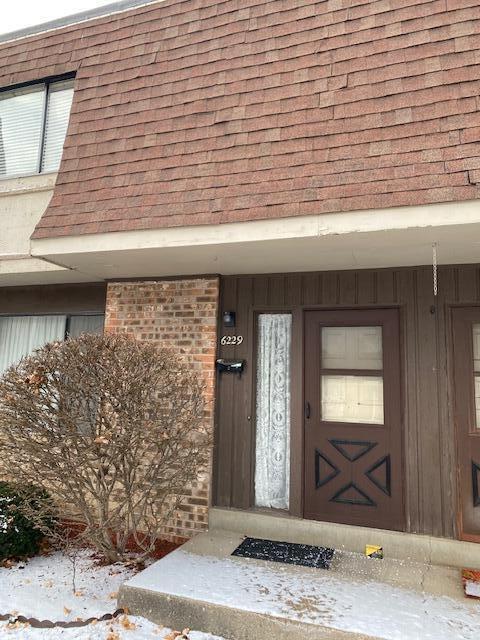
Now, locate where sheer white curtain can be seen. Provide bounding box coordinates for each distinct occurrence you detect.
[255,314,292,510]
[0,315,67,374]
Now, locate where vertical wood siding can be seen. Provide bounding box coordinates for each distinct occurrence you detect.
[214,265,480,539]
[0,283,106,314]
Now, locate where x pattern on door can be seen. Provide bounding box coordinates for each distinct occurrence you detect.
[472,462,480,508]
[315,442,391,507]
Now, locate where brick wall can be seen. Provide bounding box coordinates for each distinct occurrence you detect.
[104,277,219,542]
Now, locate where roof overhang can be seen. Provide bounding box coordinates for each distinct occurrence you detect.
[30,200,480,281]
[0,257,102,286]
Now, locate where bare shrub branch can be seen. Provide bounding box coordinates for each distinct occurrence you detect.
[0,333,209,563]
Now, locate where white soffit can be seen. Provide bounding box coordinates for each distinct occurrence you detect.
[30,200,480,279]
[0,257,102,286]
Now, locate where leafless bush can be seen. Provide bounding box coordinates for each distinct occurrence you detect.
[0,333,209,563]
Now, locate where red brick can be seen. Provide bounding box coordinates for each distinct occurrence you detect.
[103,277,219,542]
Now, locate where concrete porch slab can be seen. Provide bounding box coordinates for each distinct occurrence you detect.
[119,529,480,640]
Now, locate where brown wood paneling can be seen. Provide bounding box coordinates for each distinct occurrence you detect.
[268,275,285,307]
[213,277,238,508]
[286,274,302,308]
[456,265,479,302]
[0,283,106,315]
[338,271,356,306]
[252,277,268,307]
[436,268,458,538]
[231,277,254,510]
[322,272,338,306]
[415,268,443,536]
[213,265,480,539]
[376,270,397,304]
[289,307,304,518]
[356,271,376,306]
[301,273,319,306]
[397,269,420,533]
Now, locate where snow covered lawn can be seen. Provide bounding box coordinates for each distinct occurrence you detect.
[0,550,224,640]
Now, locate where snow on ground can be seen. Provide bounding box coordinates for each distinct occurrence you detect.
[0,550,223,640]
[127,549,480,640]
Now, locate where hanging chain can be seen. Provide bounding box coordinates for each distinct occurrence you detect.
[432,242,438,297]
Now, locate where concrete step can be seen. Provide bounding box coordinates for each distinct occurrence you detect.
[119,529,480,640]
[210,507,480,570]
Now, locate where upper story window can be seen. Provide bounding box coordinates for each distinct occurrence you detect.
[0,78,74,179]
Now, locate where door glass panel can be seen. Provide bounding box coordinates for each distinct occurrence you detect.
[255,314,291,510]
[475,375,480,429]
[473,324,480,372]
[473,325,480,428]
[322,326,382,370]
[321,374,384,424]
[320,325,384,425]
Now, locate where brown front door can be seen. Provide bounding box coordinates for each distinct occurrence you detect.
[304,309,404,531]
[452,307,480,541]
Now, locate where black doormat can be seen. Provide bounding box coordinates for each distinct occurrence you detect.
[231,537,335,570]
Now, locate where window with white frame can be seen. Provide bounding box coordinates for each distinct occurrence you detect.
[0,78,74,179]
[0,314,104,375]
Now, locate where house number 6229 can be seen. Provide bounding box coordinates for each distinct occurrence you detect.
[220,335,244,345]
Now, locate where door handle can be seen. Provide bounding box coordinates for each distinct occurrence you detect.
[305,401,311,419]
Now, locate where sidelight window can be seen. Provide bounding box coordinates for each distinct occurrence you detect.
[320,326,384,425]
[255,313,292,510]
